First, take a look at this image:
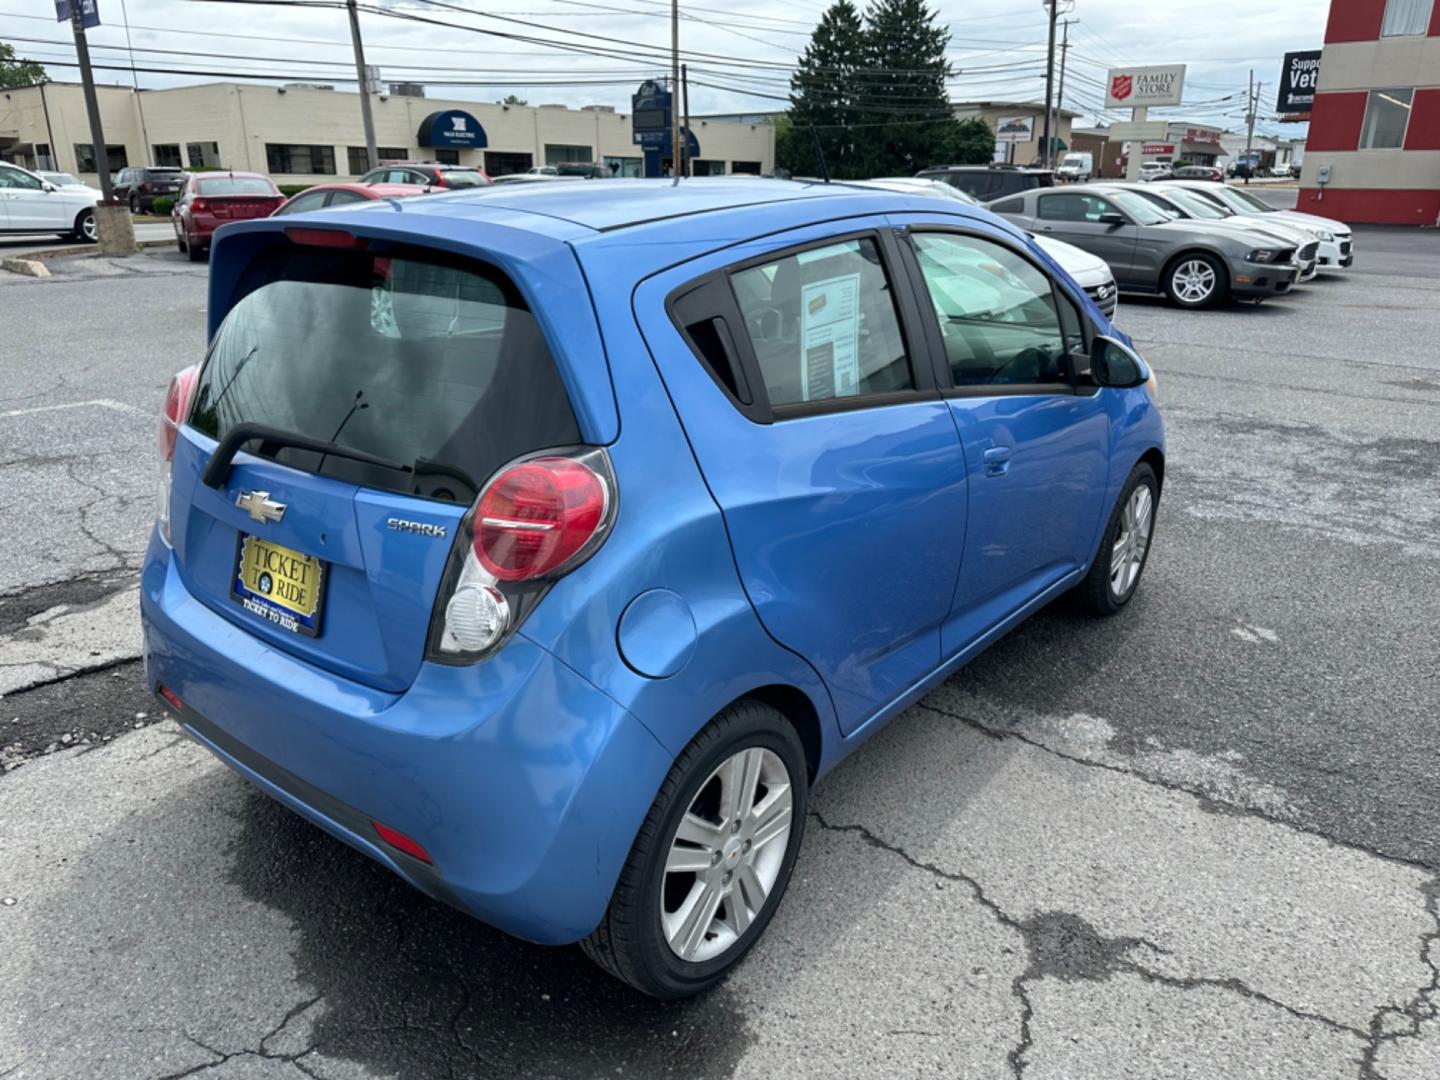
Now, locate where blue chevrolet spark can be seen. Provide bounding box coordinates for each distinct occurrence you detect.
[142,178,1163,998]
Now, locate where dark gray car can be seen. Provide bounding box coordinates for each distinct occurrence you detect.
[988,184,1303,309]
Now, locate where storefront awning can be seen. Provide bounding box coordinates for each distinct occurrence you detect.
[416,110,488,149]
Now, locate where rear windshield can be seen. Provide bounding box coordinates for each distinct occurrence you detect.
[439,170,489,188]
[198,177,276,196]
[189,244,580,504]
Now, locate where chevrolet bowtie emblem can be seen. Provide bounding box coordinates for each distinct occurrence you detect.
[235,490,287,524]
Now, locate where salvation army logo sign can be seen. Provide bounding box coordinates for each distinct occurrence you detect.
[1111,74,1133,102]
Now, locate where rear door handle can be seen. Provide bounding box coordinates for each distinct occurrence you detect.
[983,446,1012,477]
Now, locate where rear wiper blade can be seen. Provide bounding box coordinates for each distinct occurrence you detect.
[202,422,410,488]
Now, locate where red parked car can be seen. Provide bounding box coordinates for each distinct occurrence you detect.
[173,172,285,261]
[271,181,430,216]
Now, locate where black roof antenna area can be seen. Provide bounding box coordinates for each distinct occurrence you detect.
[808,124,831,183]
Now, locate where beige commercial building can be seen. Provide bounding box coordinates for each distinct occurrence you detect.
[0,81,775,184]
[952,101,1082,166]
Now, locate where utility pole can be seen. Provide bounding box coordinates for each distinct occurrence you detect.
[1040,0,1058,168]
[681,63,692,178]
[1055,18,1075,164]
[1244,69,1257,185]
[347,0,378,173]
[671,0,681,178]
[68,5,113,201]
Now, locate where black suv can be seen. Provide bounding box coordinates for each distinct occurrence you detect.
[112,167,185,213]
[914,164,1054,202]
[357,163,492,189]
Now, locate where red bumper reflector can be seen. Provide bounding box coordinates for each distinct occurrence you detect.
[372,820,432,864]
[158,685,184,712]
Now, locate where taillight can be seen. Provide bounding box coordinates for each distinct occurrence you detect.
[475,458,607,581]
[191,198,209,213]
[160,365,199,462]
[428,450,615,661]
[285,227,366,249]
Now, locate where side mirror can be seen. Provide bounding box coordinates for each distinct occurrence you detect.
[1091,335,1149,388]
[1098,211,1127,226]
[41,181,56,193]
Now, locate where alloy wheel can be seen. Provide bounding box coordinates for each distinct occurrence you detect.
[81,213,97,242]
[1110,484,1154,599]
[662,746,794,963]
[1172,259,1217,304]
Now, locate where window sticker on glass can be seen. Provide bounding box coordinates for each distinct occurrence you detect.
[800,273,861,400]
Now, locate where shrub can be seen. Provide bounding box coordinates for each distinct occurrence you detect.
[151,196,174,216]
[278,184,313,197]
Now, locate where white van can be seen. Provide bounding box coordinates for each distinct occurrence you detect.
[1056,152,1094,182]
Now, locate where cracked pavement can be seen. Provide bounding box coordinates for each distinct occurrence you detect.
[2,216,1439,1079]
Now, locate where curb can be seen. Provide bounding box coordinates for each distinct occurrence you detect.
[0,257,50,278]
[0,238,179,276]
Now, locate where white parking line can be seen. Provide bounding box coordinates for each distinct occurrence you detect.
[0,399,144,420]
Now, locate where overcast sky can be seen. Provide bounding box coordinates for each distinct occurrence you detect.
[2,0,1324,135]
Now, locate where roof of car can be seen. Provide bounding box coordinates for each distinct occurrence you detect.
[375,177,935,234]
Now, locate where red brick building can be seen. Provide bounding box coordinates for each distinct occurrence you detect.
[1300,0,1440,224]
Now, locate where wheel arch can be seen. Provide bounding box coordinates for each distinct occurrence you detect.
[739,684,823,785]
[1138,446,1165,494]
[1162,246,1230,284]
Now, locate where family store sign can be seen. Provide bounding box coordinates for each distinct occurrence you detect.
[1104,65,1187,109]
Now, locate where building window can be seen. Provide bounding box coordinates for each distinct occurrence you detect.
[36,143,53,170]
[602,155,642,177]
[544,144,592,166]
[1381,0,1433,36]
[152,144,183,168]
[485,151,533,176]
[690,159,726,176]
[732,160,762,175]
[1360,89,1414,149]
[347,146,408,172]
[74,144,128,174]
[433,148,461,166]
[187,141,221,168]
[265,144,337,175]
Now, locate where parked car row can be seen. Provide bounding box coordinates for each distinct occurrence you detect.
[985,180,1352,309]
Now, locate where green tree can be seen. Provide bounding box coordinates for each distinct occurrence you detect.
[0,42,46,89]
[499,94,528,106]
[782,0,868,179]
[858,0,969,176]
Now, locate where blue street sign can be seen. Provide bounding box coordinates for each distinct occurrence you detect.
[55,0,101,28]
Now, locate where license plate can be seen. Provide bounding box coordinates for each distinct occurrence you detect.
[232,534,327,637]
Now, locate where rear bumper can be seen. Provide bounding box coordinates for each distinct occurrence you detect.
[140,529,672,945]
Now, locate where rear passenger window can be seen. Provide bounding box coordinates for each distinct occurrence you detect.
[991,196,1025,214]
[911,233,1073,388]
[730,237,912,407]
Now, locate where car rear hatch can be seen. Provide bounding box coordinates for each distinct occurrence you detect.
[166,224,594,692]
[195,178,287,220]
[204,195,286,220]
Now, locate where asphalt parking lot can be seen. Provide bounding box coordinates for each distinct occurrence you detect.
[2,200,1438,1079]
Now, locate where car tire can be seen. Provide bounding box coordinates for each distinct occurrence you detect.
[176,232,187,254]
[581,699,808,999]
[187,240,205,263]
[1078,462,1159,616]
[1163,253,1225,309]
[129,193,140,214]
[72,208,96,243]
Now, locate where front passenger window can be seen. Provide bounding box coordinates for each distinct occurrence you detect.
[912,233,1074,387]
